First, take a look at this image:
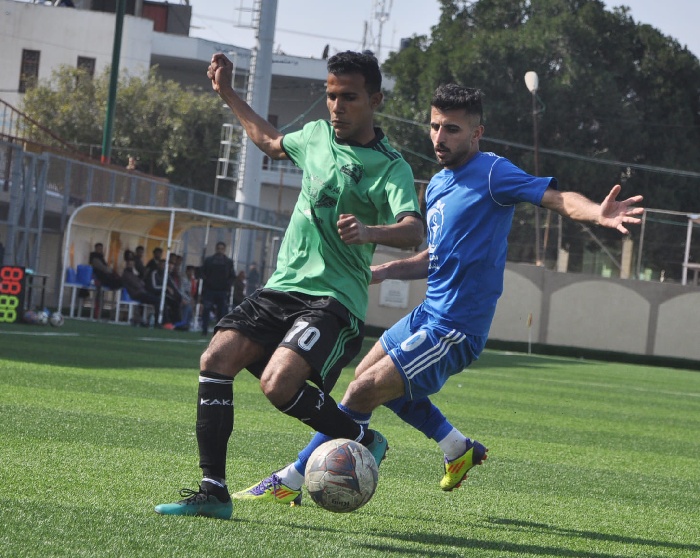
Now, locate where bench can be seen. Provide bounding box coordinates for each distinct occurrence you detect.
[113,288,155,325]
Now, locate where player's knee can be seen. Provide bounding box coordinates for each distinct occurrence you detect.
[200,333,225,368]
[260,368,299,407]
[199,330,246,376]
[200,345,217,371]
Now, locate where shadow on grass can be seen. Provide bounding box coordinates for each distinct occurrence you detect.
[483,517,700,553]
[284,516,696,557]
[280,519,620,558]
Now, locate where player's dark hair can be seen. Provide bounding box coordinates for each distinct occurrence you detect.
[327,50,382,94]
[432,84,484,123]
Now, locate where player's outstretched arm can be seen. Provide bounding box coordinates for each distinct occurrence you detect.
[207,53,286,160]
[370,249,430,284]
[540,184,644,234]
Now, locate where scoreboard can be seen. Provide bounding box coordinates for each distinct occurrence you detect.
[0,266,26,323]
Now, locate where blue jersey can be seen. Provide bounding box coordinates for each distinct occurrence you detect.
[423,151,555,336]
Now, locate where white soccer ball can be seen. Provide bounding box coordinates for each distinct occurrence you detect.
[305,438,378,513]
[36,310,49,325]
[49,312,65,327]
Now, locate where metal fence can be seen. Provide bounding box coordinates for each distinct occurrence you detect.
[0,136,291,319]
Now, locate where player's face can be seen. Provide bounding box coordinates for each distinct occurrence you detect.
[430,107,483,169]
[326,73,382,144]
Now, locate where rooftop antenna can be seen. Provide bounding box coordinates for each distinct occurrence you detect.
[363,0,393,61]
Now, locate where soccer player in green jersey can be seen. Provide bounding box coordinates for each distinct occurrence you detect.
[155,51,424,519]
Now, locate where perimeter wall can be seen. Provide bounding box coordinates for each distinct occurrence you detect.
[366,251,700,364]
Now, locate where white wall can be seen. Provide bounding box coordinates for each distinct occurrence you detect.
[365,251,700,363]
[0,0,152,108]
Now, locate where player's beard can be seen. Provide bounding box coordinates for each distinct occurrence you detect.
[435,145,471,170]
[434,148,460,169]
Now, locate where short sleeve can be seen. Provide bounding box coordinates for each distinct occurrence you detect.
[489,157,557,207]
[375,160,421,223]
[281,121,323,169]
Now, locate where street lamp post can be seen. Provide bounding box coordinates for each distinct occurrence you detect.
[524,71,542,266]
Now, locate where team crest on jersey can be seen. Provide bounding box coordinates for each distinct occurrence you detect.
[315,194,337,208]
[340,163,364,184]
[427,199,445,252]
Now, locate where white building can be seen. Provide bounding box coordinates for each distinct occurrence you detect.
[0,0,153,109]
[0,0,331,215]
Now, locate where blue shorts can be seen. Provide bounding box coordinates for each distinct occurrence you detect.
[380,304,487,400]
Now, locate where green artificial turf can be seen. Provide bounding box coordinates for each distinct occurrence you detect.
[1,319,698,557]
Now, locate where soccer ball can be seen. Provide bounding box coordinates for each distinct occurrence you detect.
[305,438,378,513]
[36,310,49,325]
[49,312,65,327]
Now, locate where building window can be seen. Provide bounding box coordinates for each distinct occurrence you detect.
[19,49,40,93]
[77,56,96,78]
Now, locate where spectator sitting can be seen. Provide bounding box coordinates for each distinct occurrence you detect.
[173,264,196,331]
[121,253,160,310]
[89,242,122,289]
[133,245,147,278]
[171,253,183,290]
[145,247,163,275]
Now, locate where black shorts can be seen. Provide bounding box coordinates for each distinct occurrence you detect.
[215,289,365,391]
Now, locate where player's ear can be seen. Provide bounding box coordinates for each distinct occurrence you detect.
[370,91,383,110]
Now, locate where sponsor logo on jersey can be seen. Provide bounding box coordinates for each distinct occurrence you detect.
[427,199,445,271]
[340,163,364,184]
[315,194,337,208]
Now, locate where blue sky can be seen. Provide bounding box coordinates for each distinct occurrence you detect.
[188,0,700,61]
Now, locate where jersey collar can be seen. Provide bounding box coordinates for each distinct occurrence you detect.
[334,127,385,148]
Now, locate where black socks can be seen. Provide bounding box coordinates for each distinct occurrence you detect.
[277,383,363,441]
[196,371,233,480]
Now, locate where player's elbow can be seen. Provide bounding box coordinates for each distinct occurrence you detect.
[407,230,425,248]
[400,220,425,248]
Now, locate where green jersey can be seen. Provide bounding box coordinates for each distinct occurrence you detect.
[265,120,420,320]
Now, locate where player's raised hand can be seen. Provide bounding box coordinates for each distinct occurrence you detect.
[207,53,233,94]
[338,214,370,245]
[599,184,644,234]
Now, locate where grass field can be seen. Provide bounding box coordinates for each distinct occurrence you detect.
[1,319,699,558]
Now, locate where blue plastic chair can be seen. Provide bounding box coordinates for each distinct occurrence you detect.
[76,264,93,287]
[65,267,77,284]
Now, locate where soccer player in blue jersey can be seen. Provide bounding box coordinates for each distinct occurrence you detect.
[239,83,643,504]
[154,51,424,519]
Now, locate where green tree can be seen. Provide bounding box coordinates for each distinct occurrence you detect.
[20,66,231,192]
[382,0,700,276]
